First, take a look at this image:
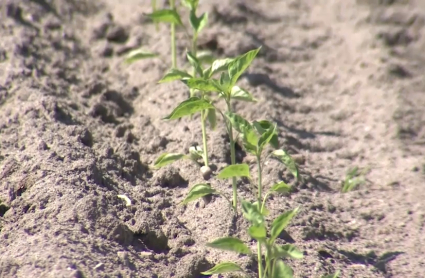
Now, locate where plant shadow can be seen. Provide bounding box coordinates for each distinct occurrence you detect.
[338,249,404,274]
[243,72,300,99]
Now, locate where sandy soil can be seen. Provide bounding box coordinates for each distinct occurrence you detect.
[1,0,425,277]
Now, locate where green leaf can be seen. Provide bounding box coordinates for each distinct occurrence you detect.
[241,200,264,225]
[206,237,251,254]
[217,164,250,179]
[145,9,183,25]
[258,123,277,150]
[272,150,299,180]
[207,108,217,130]
[242,129,259,155]
[182,0,199,10]
[231,86,257,102]
[271,244,304,260]
[124,49,158,64]
[154,153,185,168]
[190,11,208,34]
[225,112,252,134]
[254,120,279,149]
[201,262,243,275]
[197,50,214,65]
[219,72,232,94]
[158,68,192,83]
[273,260,294,278]
[163,97,214,120]
[270,181,292,194]
[187,52,204,77]
[185,78,221,92]
[270,207,299,243]
[248,224,267,241]
[204,58,234,78]
[182,184,216,204]
[228,47,261,86]
[321,271,341,278]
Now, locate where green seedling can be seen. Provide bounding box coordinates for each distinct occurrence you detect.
[155,48,261,188]
[341,166,368,193]
[201,199,302,278]
[225,112,301,275]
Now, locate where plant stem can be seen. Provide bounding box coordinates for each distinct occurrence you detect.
[256,154,264,278]
[257,154,263,205]
[152,0,158,31]
[226,100,237,210]
[169,0,176,68]
[200,110,209,167]
[257,243,263,278]
[260,192,270,214]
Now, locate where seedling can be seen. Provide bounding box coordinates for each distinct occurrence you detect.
[154,48,261,192]
[201,199,302,277]
[341,166,368,193]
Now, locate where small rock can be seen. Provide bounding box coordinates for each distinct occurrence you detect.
[200,165,212,180]
[106,25,129,43]
[94,263,104,270]
[140,251,153,258]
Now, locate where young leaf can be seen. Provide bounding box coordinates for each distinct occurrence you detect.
[271,244,304,260]
[225,112,252,134]
[187,52,203,77]
[273,260,294,278]
[197,50,214,65]
[322,271,341,278]
[241,200,264,225]
[207,108,217,130]
[201,262,243,275]
[228,47,261,86]
[272,150,299,180]
[231,86,257,102]
[190,11,208,34]
[217,164,250,179]
[242,129,259,155]
[270,207,299,243]
[154,153,185,168]
[204,58,234,78]
[158,68,192,83]
[145,9,183,25]
[182,184,216,204]
[124,49,158,64]
[254,120,279,149]
[182,0,199,10]
[270,181,292,194]
[248,224,267,241]
[163,97,214,120]
[219,72,232,94]
[206,237,251,254]
[257,123,277,150]
[185,78,222,92]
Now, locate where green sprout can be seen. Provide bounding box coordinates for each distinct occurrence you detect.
[155,48,262,206]
[341,166,368,193]
[201,199,302,277]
